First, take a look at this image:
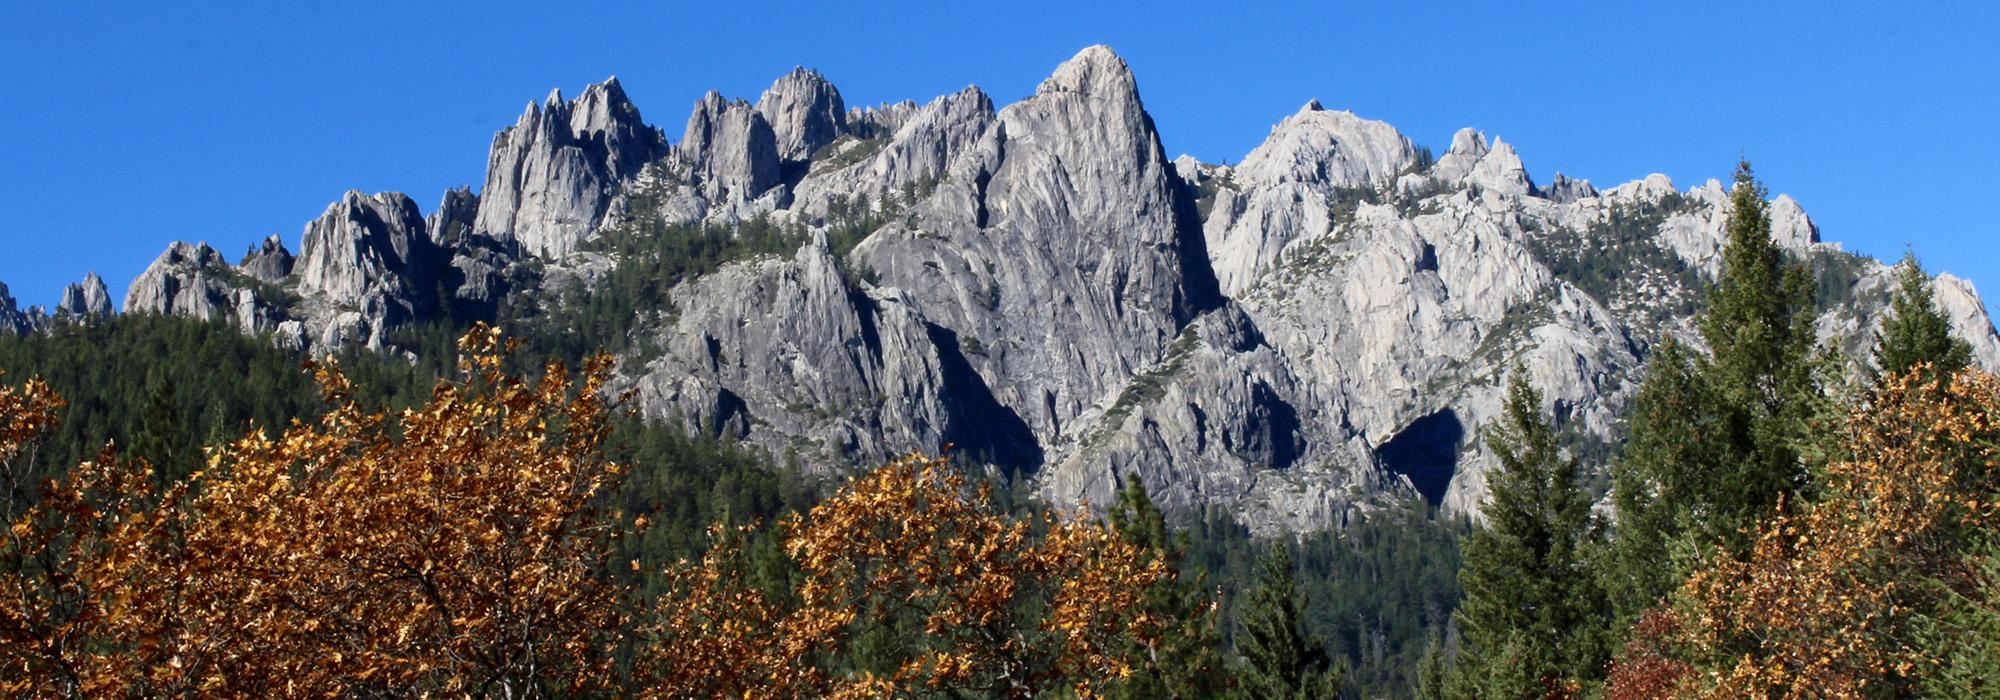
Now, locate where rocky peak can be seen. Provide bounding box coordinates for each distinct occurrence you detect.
[566,77,658,177]
[0,281,32,335]
[679,91,783,204]
[1542,172,1598,203]
[756,67,848,162]
[852,44,1208,443]
[429,187,481,247]
[239,235,294,282]
[849,100,920,136]
[297,191,439,306]
[472,77,664,258]
[787,85,995,218]
[56,272,113,317]
[1431,128,1534,196]
[124,241,236,320]
[1036,44,1140,104]
[1234,100,1417,188]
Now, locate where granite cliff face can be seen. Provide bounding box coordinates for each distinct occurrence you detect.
[92,45,2000,533]
[0,282,38,335]
[56,272,112,318]
[473,78,665,258]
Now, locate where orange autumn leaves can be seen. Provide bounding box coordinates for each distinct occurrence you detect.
[0,325,1187,698]
[643,454,1172,699]
[1605,369,2000,699]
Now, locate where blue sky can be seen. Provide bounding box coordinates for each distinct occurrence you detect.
[2,1,1995,310]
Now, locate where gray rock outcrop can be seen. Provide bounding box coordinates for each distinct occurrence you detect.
[0,282,34,335]
[472,78,664,258]
[854,45,1214,446]
[1204,102,1418,296]
[239,235,294,282]
[125,242,241,322]
[85,46,2000,537]
[678,92,784,209]
[56,272,113,317]
[1542,172,1598,203]
[757,67,848,163]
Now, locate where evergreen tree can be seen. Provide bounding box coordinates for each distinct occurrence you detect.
[1105,477,1234,699]
[1917,536,2000,696]
[130,369,190,483]
[1690,160,1818,549]
[1603,339,1725,622]
[1239,541,1343,700]
[1874,251,1972,384]
[1414,632,1449,700]
[1452,369,1604,697]
[1605,161,1824,622]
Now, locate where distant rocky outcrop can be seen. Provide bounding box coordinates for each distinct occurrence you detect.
[125,242,244,323]
[0,282,36,335]
[56,272,113,318]
[239,236,295,283]
[757,68,848,164]
[473,78,665,258]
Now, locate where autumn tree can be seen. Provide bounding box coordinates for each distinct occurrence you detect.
[1237,541,1343,699]
[1874,251,1973,385]
[1453,369,1605,698]
[641,453,1183,699]
[1604,369,2000,698]
[79,324,634,697]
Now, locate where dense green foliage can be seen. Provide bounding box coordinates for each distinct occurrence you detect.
[1917,535,2000,697]
[0,313,815,601]
[1689,162,1819,542]
[1452,369,1608,697]
[1606,162,1824,627]
[1601,339,1721,623]
[1103,479,1234,699]
[0,315,330,486]
[1876,252,1973,384]
[1179,502,1465,697]
[1237,542,1345,699]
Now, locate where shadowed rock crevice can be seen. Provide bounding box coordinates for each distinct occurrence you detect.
[1378,409,1464,506]
[924,322,1042,475]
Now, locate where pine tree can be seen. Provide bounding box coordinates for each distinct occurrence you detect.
[1606,162,1823,619]
[1415,632,1449,700]
[1917,536,2000,696]
[129,369,189,483]
[1238,541,1343,700]
[1874,251,1972,385]
[1105,477,1234,699]
[1690,160,1818,550]
[1603,339,1726,622]
[1452,368,1604,697]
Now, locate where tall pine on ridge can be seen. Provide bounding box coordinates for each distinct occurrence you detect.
[1874,251,1973,385]
[1694,160,1818,549]
[1452,368,1605,698]
[1606,160,1821,622]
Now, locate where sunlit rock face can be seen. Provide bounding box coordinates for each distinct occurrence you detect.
[81,45,2000,534]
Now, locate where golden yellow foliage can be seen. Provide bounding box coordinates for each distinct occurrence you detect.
[642,453,1174,699]
[3,328,1204,698]
[2,375,163,697]
[4,325,631,698]
[1615,368,2000,699]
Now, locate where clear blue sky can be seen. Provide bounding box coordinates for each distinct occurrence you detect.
[2,1,1995,310]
